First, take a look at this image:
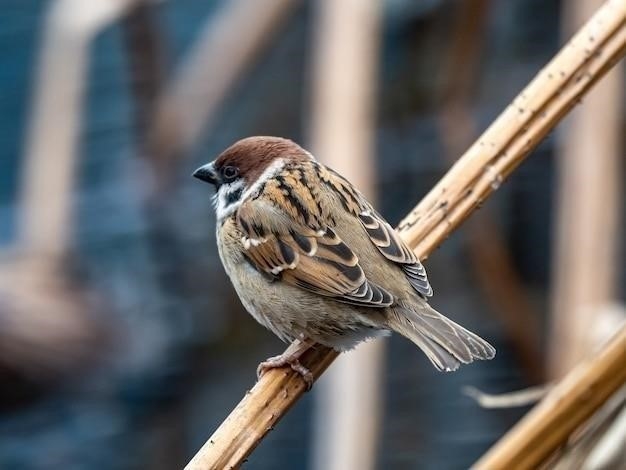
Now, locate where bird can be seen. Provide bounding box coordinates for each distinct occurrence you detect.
[193,136,495,386]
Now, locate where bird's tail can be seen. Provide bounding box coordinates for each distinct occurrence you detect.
[387,303,495,372]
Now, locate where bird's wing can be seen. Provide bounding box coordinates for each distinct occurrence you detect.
[236,169,394,308]
[318,166,433,297]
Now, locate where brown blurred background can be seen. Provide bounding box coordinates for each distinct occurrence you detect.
[0,0,623,469]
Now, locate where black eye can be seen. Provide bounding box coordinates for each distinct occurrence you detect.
[222,166,239,181]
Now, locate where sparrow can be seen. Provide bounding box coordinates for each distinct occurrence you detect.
[193,136,495,385]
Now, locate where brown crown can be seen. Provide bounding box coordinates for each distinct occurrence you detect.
[214,136,312,185]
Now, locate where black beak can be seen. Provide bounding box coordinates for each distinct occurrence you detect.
[193,162,219,187]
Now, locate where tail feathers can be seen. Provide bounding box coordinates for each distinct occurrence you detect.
[388,304,495,372]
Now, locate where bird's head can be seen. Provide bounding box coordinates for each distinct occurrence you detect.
[193,136,313,221]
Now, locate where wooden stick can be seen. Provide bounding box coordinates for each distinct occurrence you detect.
[185,1,626,468]
[186,341,339,470]
[473,326,626,470]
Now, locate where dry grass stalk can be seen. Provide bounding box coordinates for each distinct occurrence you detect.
[185,0,626,468]
[463,384,551,409]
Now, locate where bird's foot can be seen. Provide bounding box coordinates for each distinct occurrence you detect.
[256,339,315,390]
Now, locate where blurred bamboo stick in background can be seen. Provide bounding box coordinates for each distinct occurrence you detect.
[185,1,626,467]
[308,1,383,470]
[20,0,143,258]
[0,0,143,376]
[439,0,543,383]
[147,0,298,187]
[549,0,624,378]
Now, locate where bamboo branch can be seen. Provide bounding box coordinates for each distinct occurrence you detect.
[186,342,339,470]
[551,383,625,469]
[185,1,626,468]
[473,326,626,469]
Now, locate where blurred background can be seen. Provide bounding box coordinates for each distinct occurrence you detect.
[0,0,624,469]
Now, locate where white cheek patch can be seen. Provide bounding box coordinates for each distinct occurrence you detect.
[215,180,245,221]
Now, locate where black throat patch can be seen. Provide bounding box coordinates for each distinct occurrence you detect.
[225,186,244,206]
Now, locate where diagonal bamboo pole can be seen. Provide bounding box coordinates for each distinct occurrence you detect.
[185,1,626,468]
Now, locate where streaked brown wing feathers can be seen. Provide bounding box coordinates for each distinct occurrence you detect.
[236,173,393,308]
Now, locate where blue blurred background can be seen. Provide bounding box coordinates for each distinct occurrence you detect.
[0,0,623,469]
